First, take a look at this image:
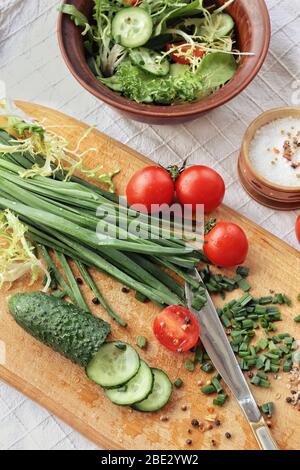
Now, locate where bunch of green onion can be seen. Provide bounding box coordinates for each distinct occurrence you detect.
[0,129,205,324]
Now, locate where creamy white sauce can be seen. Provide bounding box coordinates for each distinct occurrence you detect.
[249,117,300,187]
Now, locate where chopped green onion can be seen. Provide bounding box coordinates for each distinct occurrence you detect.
[201,362,214,373]
[174,378,184,389]
[213,393,228,407]
[136,336,147,349]
[260,402,274,417]
[185,358,195,373]
[201,384,216,395]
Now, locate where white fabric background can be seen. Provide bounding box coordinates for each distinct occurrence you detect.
[0,0,299,450]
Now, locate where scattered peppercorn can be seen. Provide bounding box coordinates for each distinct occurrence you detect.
[286,397,293,403]
[215,419,221,427]
[92,297,100,305]
[187,429,192,434]
[160,415,169,422]
[225,432,232,439]
[76,278,83,285]
[122,287,130,294]
[211,439,217,447]
[186,439,193,446]
[191,419,199,427]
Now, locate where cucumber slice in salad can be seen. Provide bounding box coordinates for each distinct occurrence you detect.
[196,13,235,39]
[129,48,170,76]
[86,342,140,388]
[132,368,173,412]
[112,7,153,48]
[106,361,154,406]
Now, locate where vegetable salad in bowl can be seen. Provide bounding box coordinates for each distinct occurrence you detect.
[61,0,245,105]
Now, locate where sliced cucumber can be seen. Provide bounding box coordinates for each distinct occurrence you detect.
[132,368,173,412]
[112,8,153,48]
[129,48,170,76]
[105,361,153,406]
[86,342,140,388]
[99,75,123,92]
[196,13,235,39]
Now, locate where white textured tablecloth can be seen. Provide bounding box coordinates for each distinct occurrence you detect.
[0,0,299,451]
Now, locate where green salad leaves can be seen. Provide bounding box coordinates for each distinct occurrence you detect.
[60,0,244,105]
[101,52,237,104]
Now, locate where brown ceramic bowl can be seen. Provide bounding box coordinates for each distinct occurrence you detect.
[58,0,271,125]
[238,107,300,211]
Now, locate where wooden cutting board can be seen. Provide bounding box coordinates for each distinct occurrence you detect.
[0,101,299,451]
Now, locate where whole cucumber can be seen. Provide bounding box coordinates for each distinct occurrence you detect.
[9,292,111,367]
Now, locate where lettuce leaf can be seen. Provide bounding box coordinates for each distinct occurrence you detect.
[0,210,50,289]
[196,52,237,88]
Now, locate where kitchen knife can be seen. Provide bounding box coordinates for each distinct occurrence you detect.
[185,269,279,451]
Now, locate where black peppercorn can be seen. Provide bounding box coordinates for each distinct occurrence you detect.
[92,298,100,305]
[186,439,193,446]
[191,419,199,427]
[76,278,83,285]
[225,432,232,439]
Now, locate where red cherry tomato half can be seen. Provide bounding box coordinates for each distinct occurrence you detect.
[126,166,175,213]
[166,42,205,65]
[204,222,249,267]
[296,216,300,243]
[153,306,200,352]
[175,165,225,214]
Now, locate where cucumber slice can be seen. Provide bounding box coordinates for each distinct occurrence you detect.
[197,13,235,39]
[112,8,153,48]
[86,342,140,388]
[105,361,153,406]
[132,368,173,412]
[129,48,170,76]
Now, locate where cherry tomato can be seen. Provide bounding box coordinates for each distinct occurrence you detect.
[296,216,300,243]
[175,166,225,214]
[126,166,175,213]
[166,42,205,65]
[123,0,141,5]
[153,306,200,352]
[204,222,249,267]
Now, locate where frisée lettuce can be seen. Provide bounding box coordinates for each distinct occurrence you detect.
[101,52,237,104]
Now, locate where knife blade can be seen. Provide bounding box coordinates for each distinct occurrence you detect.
[185,269,279,450]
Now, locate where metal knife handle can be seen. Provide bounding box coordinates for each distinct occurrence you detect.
[250,417,279,450]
